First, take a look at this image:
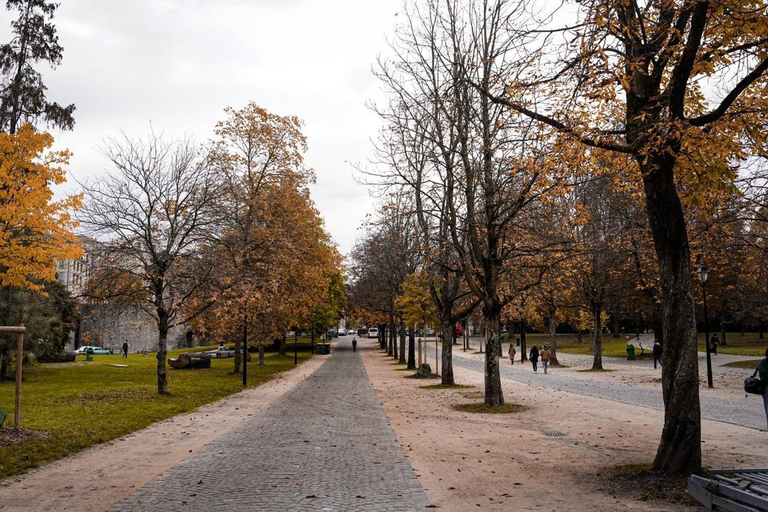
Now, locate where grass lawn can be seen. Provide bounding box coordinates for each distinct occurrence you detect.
[0,346,311,479]
[722,360,764,369]
[695,333,768,357]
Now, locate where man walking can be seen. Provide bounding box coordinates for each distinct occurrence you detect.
[540,346,551,374]
[122,340,129,359]
[529,346,539,373]
[652,340,662,369]
[352,337,357,352]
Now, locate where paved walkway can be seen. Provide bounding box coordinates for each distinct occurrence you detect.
[449,348,767,430]
[109,342,428,512]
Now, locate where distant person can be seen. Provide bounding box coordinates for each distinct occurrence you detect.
[352,337,357,352]
[710,333,719,355]
[529,345,539,373]
[540,346,551,374]
[122,341,128,359]
[637,341,645,356]
[508,343,516,365]
[759,348,768,432]
[652,340,663,369]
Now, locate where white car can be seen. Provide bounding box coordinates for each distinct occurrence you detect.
[74,345,111,355]
[338,328,347,336]
[367,327,379,338]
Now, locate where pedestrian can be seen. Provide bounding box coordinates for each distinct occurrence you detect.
[653,340,663,369]
[352,337,357,352]
[508,343,516,365]
[530,345,539,373]
[710,333,719,355]
[540,345,551,374]
[755,347,768,434]
[122,340,128,359]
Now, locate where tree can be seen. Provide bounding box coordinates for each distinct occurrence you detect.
[0,125,81,290]
[0,0,75,134]
[487,0,768,473]
[208,102,313,372]
[79,132,220,395]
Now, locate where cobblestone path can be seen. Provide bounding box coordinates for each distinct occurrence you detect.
[450,349,766,430]
[110,344,428,512]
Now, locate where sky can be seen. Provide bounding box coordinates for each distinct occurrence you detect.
[1,0,401,255]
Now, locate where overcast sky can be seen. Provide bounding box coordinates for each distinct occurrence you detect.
[2,0,401,255]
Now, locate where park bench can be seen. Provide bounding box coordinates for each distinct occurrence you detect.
[688,469,768,511]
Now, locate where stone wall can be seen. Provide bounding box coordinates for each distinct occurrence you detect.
[69,304,192,354]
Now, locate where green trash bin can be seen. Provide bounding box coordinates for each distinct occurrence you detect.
[626,343,635,361]
[86,347,94,362]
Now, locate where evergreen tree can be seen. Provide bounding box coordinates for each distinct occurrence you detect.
[0,0,75,134]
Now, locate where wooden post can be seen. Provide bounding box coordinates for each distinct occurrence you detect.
[15,330,22,429]
[0,326,26,430]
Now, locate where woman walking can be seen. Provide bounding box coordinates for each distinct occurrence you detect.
[529,345,539,373]
[508,343,516,365]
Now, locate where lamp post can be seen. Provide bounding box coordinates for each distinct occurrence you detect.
[697,264,713,389]
[294,327,298,365]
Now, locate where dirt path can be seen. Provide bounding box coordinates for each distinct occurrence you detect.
[0,355,328,512]
[361,342,768,512]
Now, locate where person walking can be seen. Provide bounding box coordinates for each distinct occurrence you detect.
[352,337,357,352]
[122,341,129,359]
[540,346,551,374]
[508,343,516,365]
[710,333,719,355]
[529,345,539,373]
[758,347,768,433]
[652,340,663,369]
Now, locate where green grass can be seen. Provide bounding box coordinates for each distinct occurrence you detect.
[0,346,312,479]
[420,383,474,389]
[452,402,527,414]
[695,333,768,357]
[722,359,763,369]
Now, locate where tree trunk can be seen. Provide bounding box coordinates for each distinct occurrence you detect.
[642,155,701,474]
[520,319,528,362]
[390,312,398,361]
[483,307,504,406]
[407,325,416,369]
[379,323,386,350]
[279,334,287,356]
[0,345,8,382]
[591,306,603,370]
[156,311,170,395]
[612,314,621,338]
[441,318,455,386]
[548,309,560,366]
[258,341,265,366]
[399,322,406,364]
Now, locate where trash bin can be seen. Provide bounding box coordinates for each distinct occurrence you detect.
[86,347,94,362]
[626,344,635,360]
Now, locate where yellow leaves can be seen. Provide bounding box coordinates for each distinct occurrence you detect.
[0,124,82,291]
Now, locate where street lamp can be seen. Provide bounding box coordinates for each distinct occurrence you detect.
[294,327,298,365]
[697,264,713,389]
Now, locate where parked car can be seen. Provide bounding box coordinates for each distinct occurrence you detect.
[357,328,368,337]
[74,345,111,355]
[367,327,379,339]
[338,328,347,336]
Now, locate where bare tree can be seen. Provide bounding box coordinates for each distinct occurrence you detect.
[78,132,220,395]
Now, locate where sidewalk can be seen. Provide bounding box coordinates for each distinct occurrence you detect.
[109,341,429,512]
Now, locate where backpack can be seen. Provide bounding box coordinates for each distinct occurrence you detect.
[744,366,765,396]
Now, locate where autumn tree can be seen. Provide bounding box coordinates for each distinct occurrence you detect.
[0,0,75,134]
[203,103,313,372]
[482,0,768,473]
[79,132,220,395]
[0,125,80,377]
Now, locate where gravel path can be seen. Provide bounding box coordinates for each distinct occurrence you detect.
[450,348,766,430]
[109,343,428,512]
